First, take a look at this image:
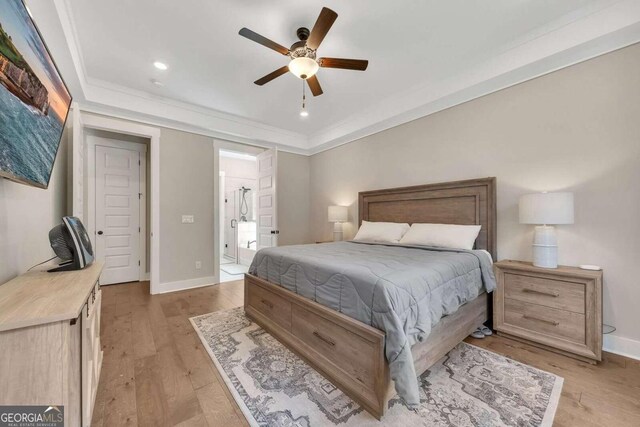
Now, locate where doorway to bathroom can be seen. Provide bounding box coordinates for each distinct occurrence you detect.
[219,150,258,282]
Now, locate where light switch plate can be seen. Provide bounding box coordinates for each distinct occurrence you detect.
[182,215,194,224]
[195,261,202,269]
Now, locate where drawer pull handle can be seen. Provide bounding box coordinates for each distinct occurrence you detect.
[523,314,559,326]
[313,331,336,347]
[260,299,274,309]
[523,288,559,297]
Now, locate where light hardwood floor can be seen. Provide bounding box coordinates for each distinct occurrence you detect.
[92,280,640,427]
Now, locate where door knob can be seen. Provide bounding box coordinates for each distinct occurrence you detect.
[97,230,104,235]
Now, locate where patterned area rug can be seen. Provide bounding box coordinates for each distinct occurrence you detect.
[190,308,563,426]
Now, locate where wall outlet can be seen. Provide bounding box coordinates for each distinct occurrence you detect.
[195,261,202,270]
[182,215,194,224]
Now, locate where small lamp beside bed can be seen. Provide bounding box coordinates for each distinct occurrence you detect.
[328,205,349,241]
[519,192,574,268]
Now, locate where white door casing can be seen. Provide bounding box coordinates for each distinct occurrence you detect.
[71,104,85,220]
[256,148,278,249]
[95,145,141,285]
[224,190,237,260]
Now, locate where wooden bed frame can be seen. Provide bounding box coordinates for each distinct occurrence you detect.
[244,177,497,419]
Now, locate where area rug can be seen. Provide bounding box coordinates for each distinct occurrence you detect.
[190,307,563,427]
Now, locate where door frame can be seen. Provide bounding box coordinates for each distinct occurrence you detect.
[80,113,161,292]
[89,138,147,283]
[213,140,264,285]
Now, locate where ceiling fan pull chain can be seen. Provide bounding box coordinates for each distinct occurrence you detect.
[302,79,306,109]
[300,79,309,117]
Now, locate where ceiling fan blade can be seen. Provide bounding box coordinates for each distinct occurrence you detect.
[306,7,338,50]
[306,75,323,96]
[239,28,289,55]
[254,66,290,86]
[319,57,368,71]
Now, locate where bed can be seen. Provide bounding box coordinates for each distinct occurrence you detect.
[244,177,497,419]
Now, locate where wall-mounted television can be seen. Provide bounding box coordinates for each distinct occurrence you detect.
[0,0,72,189]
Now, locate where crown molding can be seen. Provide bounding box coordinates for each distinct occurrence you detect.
[52,0,640,156]
[77,101,310,155]
[81,77,308,151]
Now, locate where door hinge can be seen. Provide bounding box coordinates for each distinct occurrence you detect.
[270,230,280,235]
[138,260,140,266]
[138,227,141,233]
[138,159,141,165]
[139,193,142,199]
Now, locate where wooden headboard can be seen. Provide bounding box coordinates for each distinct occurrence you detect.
[358,177,497,258]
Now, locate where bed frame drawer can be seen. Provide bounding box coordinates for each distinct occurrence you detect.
[246,280,292,331]
[291,305,377,390]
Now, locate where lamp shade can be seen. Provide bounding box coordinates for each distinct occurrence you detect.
[519,192,574,225]
[328,205,348,223]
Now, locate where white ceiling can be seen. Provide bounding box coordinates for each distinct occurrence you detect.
[27,0,640,153]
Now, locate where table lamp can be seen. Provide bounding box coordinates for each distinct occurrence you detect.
[328,206,348,241]
[519,192,574,268]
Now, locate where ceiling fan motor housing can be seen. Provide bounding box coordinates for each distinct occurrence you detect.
[290,27,318,68]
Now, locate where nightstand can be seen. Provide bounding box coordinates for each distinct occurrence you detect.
[493,260,603,363]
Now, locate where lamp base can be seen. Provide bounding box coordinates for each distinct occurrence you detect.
[532,225,558,268]
[333,222,343,242]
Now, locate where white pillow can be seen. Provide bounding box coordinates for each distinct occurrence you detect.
[399,223,482,250]
[353,221,410,243]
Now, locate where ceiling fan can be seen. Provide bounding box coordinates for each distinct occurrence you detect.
[238,7,368,97]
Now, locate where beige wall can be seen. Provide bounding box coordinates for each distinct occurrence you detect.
[159,128,216,283]
[309,43,640,343]
[0,123,70,284]
[278,152,311,246]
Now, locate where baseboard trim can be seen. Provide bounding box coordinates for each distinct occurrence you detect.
[153,276,217,295]
[603,334,640,361]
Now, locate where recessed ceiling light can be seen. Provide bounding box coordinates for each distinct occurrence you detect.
[153,61,168,71]
[299,110,309,118]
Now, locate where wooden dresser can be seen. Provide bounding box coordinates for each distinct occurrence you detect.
[0,261,104,426]
[493,260,602,363]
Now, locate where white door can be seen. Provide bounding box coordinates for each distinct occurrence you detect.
[256,148,278,249]
[95,145,141,285]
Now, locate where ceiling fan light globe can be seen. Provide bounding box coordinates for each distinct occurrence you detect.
[289,57,319,79]
[300,110,309,117]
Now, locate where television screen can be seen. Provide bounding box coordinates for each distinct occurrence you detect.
[0,0,72,189]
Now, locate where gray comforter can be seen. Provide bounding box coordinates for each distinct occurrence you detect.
[248,241,496,408]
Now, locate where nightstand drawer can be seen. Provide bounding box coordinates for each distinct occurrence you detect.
[505,299,585,344]
[504,272,585,314]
